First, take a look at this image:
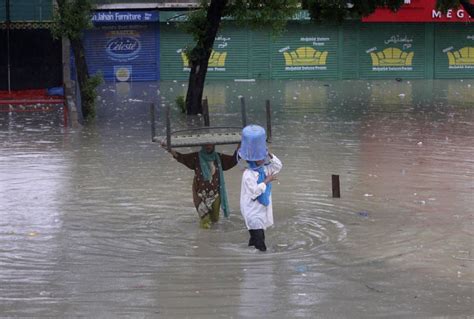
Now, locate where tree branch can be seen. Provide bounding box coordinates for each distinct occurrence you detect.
[460,0,474,17]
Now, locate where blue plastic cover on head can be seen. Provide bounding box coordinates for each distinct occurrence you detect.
[238,125,268,161]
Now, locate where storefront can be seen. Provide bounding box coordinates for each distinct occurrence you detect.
[84,2,473,82]
[84,10,159,82]
[434,24,474,78]
[362,0,474,79]
[0,1,62,90]
[159,5,473,80]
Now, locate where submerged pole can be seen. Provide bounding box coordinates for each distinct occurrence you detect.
[165,104,171,151]
[240,96,247,128]
[265,100,272,143]
[150,103,156,141]
[332,174,340,198]
[202,97,210,127]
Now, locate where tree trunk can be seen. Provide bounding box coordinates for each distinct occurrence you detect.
[70,37,93,120]
[55,0,94,120]
[185,0,228,115]
[185,52,207,115]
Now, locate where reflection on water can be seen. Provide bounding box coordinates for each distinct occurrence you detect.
[370,80,413,109]
[448,80,474,107]
[283,81,328,111]
[0,79,472,317]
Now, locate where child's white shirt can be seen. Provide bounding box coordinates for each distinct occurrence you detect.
[240,155,282,230]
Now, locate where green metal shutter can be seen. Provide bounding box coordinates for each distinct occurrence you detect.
[159,23,192,81]
[270,22,339,79]
[0,0,5,21]
[208,24,249,80]
[10,0,53,21]
[249,28,271,80]
[434,23,474,79]
[341,21,359,79]
[159,23,250,80]
[358,23,426,79]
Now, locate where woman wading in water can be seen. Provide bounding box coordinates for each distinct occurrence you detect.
[162,143,239,229]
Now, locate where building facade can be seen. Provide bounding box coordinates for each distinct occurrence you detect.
[84,0,474,82]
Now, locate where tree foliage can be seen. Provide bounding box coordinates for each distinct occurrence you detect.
[183,0,300,36]
[302,0,405,22]
[181,0,300,63]
[51,0,93,40]
[436,0,460,12]
[439,0,474,17]
[226,0,300,31]
[182,0,302,114]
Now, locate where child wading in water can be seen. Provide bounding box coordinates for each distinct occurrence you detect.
[239,125,282,251]
[162,143,238,229]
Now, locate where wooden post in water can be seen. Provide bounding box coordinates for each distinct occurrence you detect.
[202,98,210,127]
[150,103,156,141]
[240,96,247,128]
[332,174,341,198]
[165,104,171,151]
[265,100,272,143]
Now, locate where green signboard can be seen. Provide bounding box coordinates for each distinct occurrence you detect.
[359,24,426,79]
[435,24,474,78]
[270,23,339,79]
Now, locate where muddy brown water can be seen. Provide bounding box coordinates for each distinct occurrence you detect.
[0,80,472,318]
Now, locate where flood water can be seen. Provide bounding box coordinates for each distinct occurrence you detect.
[0,79,473,318]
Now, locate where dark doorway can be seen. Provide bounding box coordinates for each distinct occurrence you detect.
[0,28,62,90]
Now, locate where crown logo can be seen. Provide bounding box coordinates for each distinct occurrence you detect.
[283,47,328,66]
[370,47,414,66]
[447,47,474,66]
[180,50,227,67]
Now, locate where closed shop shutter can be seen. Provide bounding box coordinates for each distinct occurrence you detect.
[341,22,359,79]
[159,23,192,81]
[160,23,250,80]
[210,24,249,80]
[270,22,339,79]
[434,23,474,79]
[249,29,271,80]
[84,24,158,82]
[358,23,425,79]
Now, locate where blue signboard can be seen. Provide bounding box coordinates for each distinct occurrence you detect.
[106,35,142,62]
[84,24,159,81]
[92,11,159,24]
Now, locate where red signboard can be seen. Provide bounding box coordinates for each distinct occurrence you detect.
[362,0,472,22]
